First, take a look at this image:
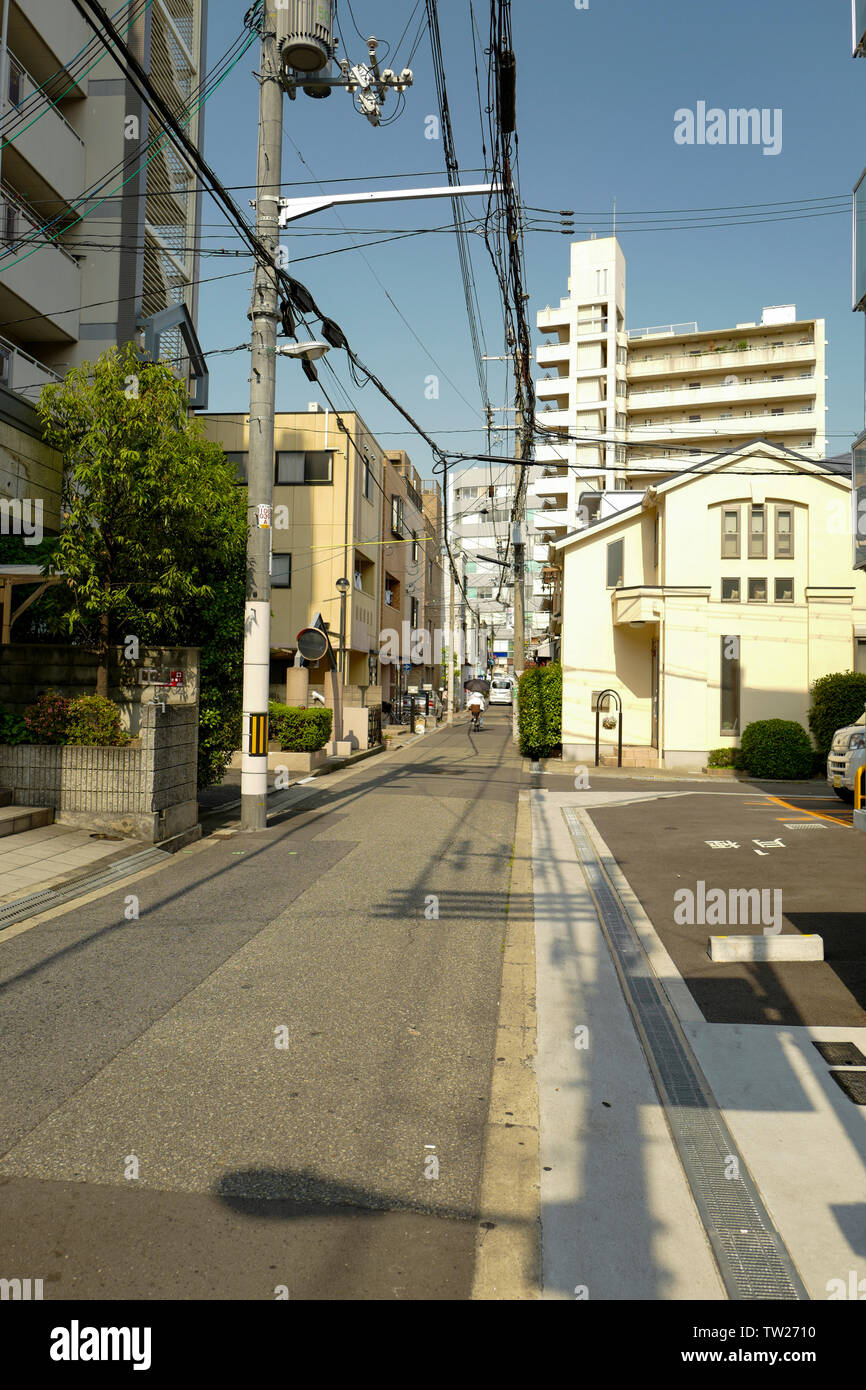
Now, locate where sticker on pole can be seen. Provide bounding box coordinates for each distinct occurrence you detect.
[256,504,272,529]
[248,713,269,757]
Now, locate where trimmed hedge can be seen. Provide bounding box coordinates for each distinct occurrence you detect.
[517,662,562,758]
[268,702,333,752]
[707,746,739,769]
[808,671,866,755]
[0,705,28,745]
[740,719,814,780]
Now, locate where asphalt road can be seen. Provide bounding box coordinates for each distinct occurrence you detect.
[585,787,866,1027]
[0,711,525,1300]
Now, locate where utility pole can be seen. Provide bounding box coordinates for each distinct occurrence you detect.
[512,403,528,680]
[241,2,283,832]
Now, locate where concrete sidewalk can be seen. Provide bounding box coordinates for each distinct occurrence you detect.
[0,823,148,907]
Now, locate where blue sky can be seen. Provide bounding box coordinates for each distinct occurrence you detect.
[197,0,866,481]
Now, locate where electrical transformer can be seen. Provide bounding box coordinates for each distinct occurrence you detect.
[276,0,335,74]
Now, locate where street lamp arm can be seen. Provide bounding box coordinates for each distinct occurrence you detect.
[278,183,502,227]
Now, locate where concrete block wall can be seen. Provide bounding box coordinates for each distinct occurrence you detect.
[0,703,199,842]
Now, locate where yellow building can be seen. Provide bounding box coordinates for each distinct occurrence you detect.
[554,441,866,770]
[200,406,387,695]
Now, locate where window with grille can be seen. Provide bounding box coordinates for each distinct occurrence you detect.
[748,505,766,558]
[774,508,793,557]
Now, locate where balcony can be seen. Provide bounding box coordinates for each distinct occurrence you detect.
[536,376,570,402]
[3,55,85,211]
[628,377,817,413]
[0,334,61,400]
[537,305,572,333]
[536,341,570,367]
[0,187,80,341]
[627,342,816,381]
[8,0,91,91]
[627,408,817,445]
[612,585,709,627]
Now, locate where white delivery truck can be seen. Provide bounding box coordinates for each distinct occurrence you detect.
[827,719,866,802]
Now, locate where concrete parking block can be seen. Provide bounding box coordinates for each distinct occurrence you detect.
[709,934,824,962]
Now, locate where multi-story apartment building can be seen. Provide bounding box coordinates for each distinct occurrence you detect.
[381,450,434,705]
[0,0,208,463]
[421,477,446,687]
[534,237,827,551]
[200,406,386,699]
[446,464,550,667]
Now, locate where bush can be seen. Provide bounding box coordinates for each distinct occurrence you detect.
[518,662,562,758]
[0,705,28,745]
[65,694,129,747]
[268,702,333,752]
[740,719,814,780]
[707,746,738,768]
[808,671,866,755]
[22,691,70,744]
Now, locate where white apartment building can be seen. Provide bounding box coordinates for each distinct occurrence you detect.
[448,465,550,667]
[0,0,208,417]
[533,237,827,561]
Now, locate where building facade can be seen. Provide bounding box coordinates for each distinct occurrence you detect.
[200,406,386,699]
[380,450,435,705]
[534,237,827,550]
[555,442,866,770]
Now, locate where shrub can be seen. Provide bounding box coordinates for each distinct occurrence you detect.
[65,694,129,747]
[22,691,70,744]
[740,719,814,780]
[0,705,28,745]
[808,671,866,755]
[707,746,738,768]
[518,662,562,758]
[269,702,333,752]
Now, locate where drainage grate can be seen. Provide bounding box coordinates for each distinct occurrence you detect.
[563,807,809,1301]
[813,1041,866,1067]
[829,1070,866,1105]
[0,848,167,932]
[781,822,830,831]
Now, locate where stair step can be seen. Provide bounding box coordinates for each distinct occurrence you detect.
[0,804,55,837]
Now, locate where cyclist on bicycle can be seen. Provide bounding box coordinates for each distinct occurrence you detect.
[467,690,485,730]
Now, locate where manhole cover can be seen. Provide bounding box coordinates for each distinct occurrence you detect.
[813,1042,866,1066]
[829,1070,866,1105]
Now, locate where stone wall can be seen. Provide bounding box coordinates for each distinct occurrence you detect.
[0,644,199,734]
[0,703,199,843]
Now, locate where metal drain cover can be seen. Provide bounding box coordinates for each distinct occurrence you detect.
[813,1041,866,1067]
[829,1070,866,1105]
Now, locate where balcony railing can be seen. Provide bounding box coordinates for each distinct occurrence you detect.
[627,322,698,340]
[0,182,79,264]
[6,54,84,145]
[0,333,62,396]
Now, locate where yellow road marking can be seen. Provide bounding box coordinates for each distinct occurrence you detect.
[766,794,851,828]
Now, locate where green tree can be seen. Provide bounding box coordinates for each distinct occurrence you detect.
[37,343,245,698]
[34,343,247,786]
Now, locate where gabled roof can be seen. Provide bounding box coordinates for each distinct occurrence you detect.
[554,440,850,553]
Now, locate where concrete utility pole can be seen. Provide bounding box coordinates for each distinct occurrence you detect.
[512,405,528,679]
[241,3,283,832]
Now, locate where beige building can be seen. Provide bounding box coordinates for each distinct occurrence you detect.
[534,238,827,556]
[201,406,389,697]
[555,442,866,769]
[380,451,437,704]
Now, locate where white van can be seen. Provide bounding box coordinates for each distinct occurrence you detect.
[827,721,866,802]
[490,676,514,705]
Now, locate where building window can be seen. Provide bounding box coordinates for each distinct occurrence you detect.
[748,505,766,558]
[748,577,767,603]
[721,509,740,558]
[271,552,291,588]
[363,457,373,500]
[721,635,740,735]
[689,415,701,422]
[7,59,22,108]
[411,531,419,562]
[391,496,404,536]
[721,578,740,602]
[771,408,784,417]
[653,516,659,569]
[774,508,793,557]
[606,538,624,589]
[775,577,794,603]
[428,558,434,584]
[224,451,247,484]
[410,597,419,627]
[275,450,333,485]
